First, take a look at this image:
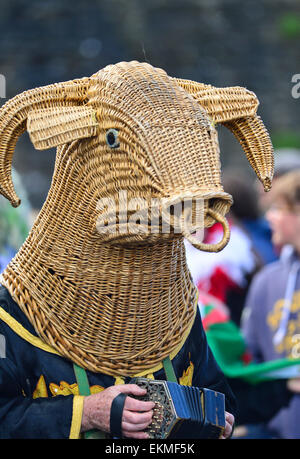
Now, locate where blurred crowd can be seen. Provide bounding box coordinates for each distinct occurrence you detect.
[0,168,31,274]
[185,148,300,439]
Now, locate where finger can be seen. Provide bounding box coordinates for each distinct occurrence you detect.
[125,396,155,412]
[123,430,149,439]
[287,378,300,393]
[223,420,232,438]
[123,409,153,425]
[122,419,152,432]
[116,384,148,396]
[225,412,234,427]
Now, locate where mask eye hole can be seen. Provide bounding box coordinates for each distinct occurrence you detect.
[106,129,120,148]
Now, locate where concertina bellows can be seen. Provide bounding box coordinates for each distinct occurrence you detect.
[129,377,226,439]
[0,61,274,377]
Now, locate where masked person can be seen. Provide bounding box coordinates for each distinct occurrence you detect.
[0,61,274,439]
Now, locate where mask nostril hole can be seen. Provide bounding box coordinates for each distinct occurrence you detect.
[209,198,218,208]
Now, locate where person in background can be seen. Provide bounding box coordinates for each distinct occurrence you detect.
[200,295,300,439]
[0,168,31,273]
[242,170,300,439]
[257,148,300,215]
[185,168,277,326]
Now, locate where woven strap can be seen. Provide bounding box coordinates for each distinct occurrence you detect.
[73,363,105,439]
[73,363,91,396]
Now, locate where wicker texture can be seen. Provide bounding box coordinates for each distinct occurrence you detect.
[27,106,98,150]
[173,78,259,121]
[0,61,274,376]
[0,78,90,207]
[174,77,274,191]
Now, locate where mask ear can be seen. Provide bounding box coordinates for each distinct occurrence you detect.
[27,106,98,150]
[173,77,274,191]
[0,77,91,207]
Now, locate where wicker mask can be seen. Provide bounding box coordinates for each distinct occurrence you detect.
[0,62,274,375]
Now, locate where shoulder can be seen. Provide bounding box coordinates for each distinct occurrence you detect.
[0,284,37,336]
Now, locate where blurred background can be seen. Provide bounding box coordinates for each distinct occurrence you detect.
[0,0,299,210]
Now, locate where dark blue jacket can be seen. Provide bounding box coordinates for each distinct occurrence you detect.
[0,285,236,438]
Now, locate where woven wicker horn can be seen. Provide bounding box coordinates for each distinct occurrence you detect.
[0,77,94,207]
[173,78,274,192]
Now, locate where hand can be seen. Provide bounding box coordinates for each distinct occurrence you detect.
[287,378,300,393]
[220,411,234,439]
[81,384,155,439]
